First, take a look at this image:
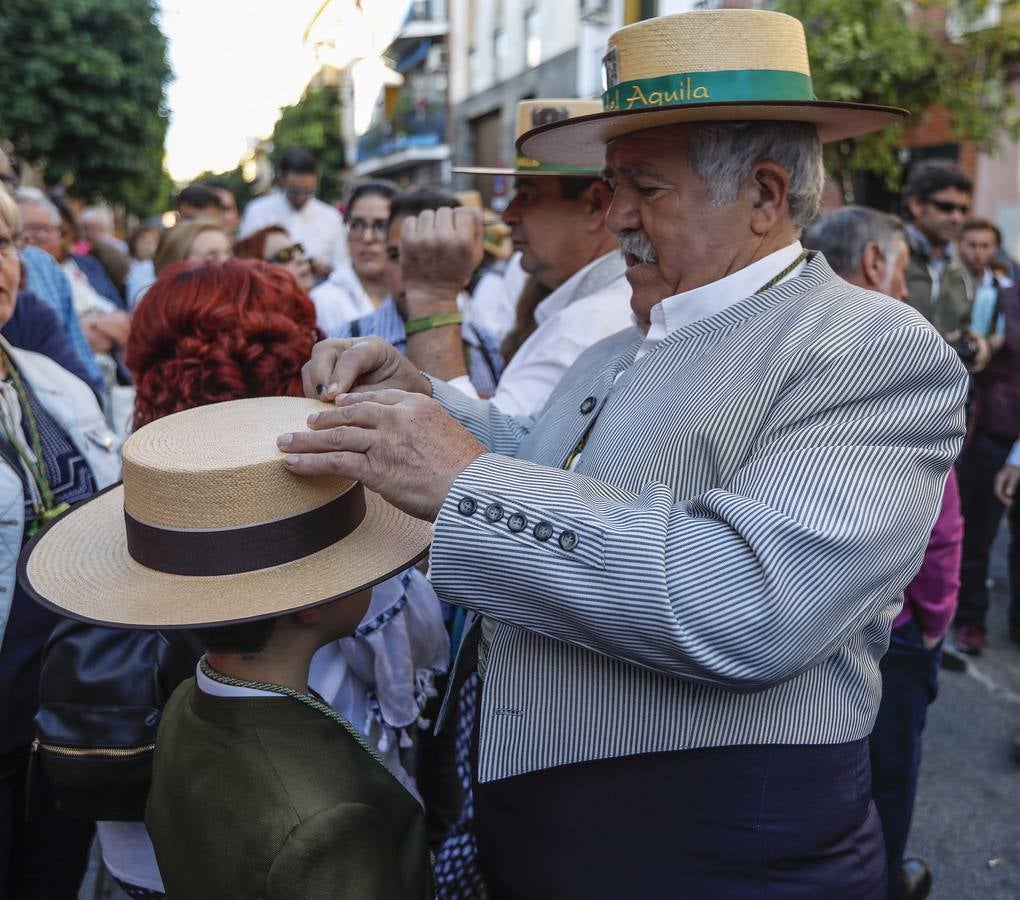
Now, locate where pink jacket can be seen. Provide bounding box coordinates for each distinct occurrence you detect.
[894,467,963,639]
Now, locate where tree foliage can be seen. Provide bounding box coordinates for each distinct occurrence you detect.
[0,0,172,216]
[776,0,1020,190]
[269,86,345,204]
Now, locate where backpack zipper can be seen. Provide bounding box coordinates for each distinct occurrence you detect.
[33,737,156,758]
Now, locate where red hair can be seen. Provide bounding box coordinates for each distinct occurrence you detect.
[127,259,322,429]
[233,225,289,261]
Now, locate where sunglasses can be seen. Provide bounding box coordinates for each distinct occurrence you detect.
[926,198,970,216]
[268,242,305,265]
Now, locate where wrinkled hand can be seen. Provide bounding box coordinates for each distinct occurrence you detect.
[994,464,1020,507]
[278,389,486,521]
[301,337,431,402]
[401,207,483,316]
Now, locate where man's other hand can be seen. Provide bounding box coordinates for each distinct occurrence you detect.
[301,337,432,402]
[401,207,483,316]
[994,464,1020,507]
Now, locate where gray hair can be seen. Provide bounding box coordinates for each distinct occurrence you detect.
[802,205,907,277]
[687,122,824,233]
[80,205,114,231]
[13,186,60,226]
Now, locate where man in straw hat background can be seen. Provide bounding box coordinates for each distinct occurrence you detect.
[406,98,633,417]
[283,9,968,897]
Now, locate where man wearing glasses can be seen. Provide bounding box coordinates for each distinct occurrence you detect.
[239,147,348,281]
[902,160,991,372]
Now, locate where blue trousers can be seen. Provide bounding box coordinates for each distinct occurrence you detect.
[869,619,941,897]
[472,725,886,899]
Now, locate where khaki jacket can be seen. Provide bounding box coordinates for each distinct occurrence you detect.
[146,679,432,900]
[905,233,971,334]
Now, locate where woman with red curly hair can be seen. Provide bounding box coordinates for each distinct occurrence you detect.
[233,225,315,294]
[128,259,318,427]
[44,259,448,898]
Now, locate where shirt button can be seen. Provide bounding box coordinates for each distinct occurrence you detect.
[507,513,527,533]
[558,530,579,551]
[580,396,597,415]
[533,521,553,542]
[457,497,477,517]
[484,502,504,523]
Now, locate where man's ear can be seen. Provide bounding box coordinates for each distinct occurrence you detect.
[860,240,886,291]
[905,196,923,222]
[748,160,790,236]
[583,180,613,232]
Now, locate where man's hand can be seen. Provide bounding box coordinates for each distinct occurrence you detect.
[278,390,486,521]
[301,337,432,402]
[401,207,483,317]
[995,464,1020,507]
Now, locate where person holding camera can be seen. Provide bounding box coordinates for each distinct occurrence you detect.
[902,160,991,373]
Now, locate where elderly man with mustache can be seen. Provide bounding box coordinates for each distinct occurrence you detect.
[280,11,968,898]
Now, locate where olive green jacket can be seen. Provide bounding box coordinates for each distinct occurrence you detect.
[905,231,971,335]
[146,679,432,900]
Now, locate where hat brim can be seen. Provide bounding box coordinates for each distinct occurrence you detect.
[18,483,432,630]
[518,100,909,167]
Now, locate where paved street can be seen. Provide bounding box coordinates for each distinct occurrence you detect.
[909,523,1020,900]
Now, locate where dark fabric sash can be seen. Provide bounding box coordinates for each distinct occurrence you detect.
[125,485,366,576]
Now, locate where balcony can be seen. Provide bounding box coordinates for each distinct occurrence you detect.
[355,95,448,176]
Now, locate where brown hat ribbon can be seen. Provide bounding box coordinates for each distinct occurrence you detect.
[125,484,366,577]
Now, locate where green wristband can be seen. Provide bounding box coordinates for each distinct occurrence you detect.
[404,311,463,335]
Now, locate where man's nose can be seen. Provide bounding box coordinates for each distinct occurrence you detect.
[605,189,639,236]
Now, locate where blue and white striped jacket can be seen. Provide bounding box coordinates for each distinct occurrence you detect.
[427,254,968,784]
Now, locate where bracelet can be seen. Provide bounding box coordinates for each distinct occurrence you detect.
[404,311,463,335]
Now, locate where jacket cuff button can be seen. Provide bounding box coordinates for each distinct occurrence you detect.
[457,497,477,516]
[558,530,579,551]
[533,521,553,542]
[484,502,504,523]
[507,513,527,533]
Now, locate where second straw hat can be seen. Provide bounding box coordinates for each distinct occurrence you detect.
[452,99,606,177]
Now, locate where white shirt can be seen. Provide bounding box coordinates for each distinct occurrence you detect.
[492,251,634,418]
[635,241,806,361]
[310,262,376,335]
[240,191,349,271]
[471,267,518,340]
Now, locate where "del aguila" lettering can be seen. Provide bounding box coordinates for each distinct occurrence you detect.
[605,77,710,110]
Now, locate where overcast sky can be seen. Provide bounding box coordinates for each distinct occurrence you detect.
[160,0,326,181]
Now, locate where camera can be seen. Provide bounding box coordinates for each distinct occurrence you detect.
[951,333,979,369]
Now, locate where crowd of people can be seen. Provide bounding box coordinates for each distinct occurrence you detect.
[0,7,1016,900]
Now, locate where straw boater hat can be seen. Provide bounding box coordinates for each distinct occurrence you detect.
[18,397,431,629]
[452,99,606,177]
[518,10,908,166]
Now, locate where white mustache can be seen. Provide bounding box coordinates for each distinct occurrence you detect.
[619,230,658,264]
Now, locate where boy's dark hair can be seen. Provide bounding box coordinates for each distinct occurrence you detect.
[388,188,460,227]
[344,180,399,223]
[176,184,223,212]
[279,148,319,176]
[960,217,1001,245]
[902,160,972,203]
[191,617,277,655]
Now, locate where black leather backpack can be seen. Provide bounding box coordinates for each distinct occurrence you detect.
[32,620,202,821]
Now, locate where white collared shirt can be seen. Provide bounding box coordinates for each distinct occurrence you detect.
[492,251,634,418]
[240,191,349,271]
[635,241,806,361]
